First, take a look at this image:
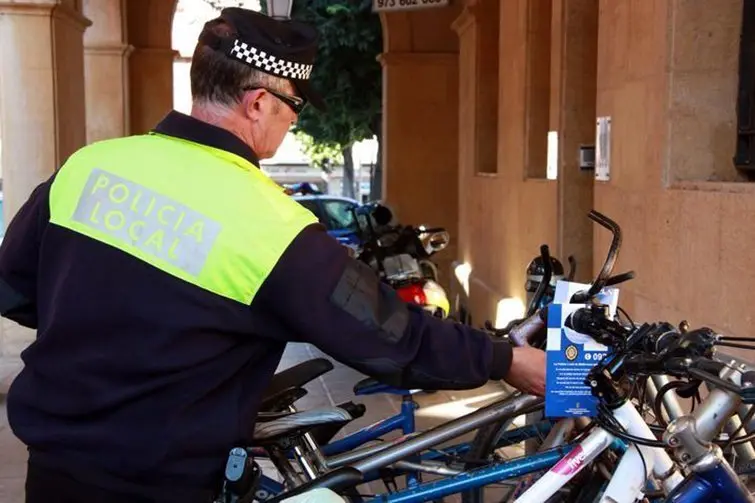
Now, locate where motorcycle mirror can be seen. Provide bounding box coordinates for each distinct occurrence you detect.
[371,204,393,227]
[422,230,450,254]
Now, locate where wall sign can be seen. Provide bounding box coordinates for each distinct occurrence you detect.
[595,117,611,181]
[373,0,450,12]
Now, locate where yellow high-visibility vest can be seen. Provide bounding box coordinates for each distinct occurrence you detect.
[49,132,317,305]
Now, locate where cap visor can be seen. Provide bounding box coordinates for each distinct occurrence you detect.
[295,80,327,112]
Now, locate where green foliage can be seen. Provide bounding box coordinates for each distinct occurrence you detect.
[202,0,383,194]
[289,0,383,150]
[294,131,343,172]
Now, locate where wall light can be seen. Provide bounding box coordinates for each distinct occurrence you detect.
[454,262,472,296]
[495,297,525,329]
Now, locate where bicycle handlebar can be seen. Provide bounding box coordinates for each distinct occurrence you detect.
[565,304,755,408]
[507,309,547,348]
[571,211,623,303]
[526,245,553,317]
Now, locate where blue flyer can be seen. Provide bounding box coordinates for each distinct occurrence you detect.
[545,298,614,418]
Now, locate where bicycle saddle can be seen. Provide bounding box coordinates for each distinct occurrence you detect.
[252,407,353,447]
[260,358,334,412]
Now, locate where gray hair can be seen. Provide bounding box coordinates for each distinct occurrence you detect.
[190,19,289,108]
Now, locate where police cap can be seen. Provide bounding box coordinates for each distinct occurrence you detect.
[199,7,325,111]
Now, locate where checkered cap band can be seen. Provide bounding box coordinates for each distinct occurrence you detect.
[229,39,313,80]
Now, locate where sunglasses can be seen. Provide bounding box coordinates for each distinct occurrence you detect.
[244,86,307,115]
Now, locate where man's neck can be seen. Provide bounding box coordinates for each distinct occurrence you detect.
[191,102,254,151]
[190,102,232,128]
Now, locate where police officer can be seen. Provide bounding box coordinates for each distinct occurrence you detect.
[0,7,546,503]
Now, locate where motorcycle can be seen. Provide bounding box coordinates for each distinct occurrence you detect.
[351,203,451,318]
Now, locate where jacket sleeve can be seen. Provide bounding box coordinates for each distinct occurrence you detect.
[0,176,54,329]
[251,224,512,390]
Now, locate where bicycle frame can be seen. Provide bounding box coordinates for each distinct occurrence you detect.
[321,395,418,457]
[662,364,755,503]
[253,420,555,501]
[666,456,752,503]
[257,392,552,500]
[361,443,576,503]
[515,361,755,503]
[513,400,684,503]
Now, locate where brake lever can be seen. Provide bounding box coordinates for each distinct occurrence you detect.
[570,271,634,303]
[687,366,744,395]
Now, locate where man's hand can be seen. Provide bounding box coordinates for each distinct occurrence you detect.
[504,346,546,396]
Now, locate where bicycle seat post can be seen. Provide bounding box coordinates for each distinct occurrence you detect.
[286,405,328,481]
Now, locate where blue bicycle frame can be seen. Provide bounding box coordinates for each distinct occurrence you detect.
[255,380,552,487]
[321,394,418,457]
[255,440,574,503]
[254,420,555,501]
[666,459,752,503]
[362,444,576,503]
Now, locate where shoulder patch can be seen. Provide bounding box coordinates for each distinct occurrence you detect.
[330,260,409,344]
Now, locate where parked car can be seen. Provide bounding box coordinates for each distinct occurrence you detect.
[291,193,364,248]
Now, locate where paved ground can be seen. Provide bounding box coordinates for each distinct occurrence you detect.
[0,344,515,502]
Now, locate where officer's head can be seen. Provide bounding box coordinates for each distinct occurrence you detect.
[190,8,324,160]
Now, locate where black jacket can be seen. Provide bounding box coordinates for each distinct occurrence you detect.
[0,111,512,498]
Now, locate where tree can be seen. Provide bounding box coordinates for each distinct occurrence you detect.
[201,0,384,200]
[283,0,383,200]
[295,134,343,173]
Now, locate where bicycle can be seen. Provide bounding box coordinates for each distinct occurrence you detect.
[222,210,755,503]
[218,211,641,502]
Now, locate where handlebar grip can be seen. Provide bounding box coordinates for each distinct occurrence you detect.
[508,310,547,348]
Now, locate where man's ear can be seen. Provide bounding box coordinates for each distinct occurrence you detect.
[242,89,265,120]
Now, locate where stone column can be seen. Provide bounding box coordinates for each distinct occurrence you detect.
[0,0,90,356]
[125,0,178,134]
[552,0,598,282]
[379,51,459,292]
[83,0,133,143]
[128,47,178,134]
